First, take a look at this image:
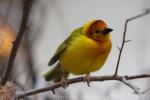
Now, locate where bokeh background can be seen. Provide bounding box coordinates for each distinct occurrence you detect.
[0,0,150,100]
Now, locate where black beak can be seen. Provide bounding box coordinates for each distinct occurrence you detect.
[102,28,113,35]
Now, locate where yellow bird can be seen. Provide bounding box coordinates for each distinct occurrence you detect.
[44,19,113,86]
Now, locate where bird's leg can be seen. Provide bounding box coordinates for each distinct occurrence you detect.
[60,76,68,88]
[84,73,91,87]
[60,69,69,88]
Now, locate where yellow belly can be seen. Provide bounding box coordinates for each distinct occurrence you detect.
[59,35,111,75]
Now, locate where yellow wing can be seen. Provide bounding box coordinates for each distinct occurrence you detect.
[48,27,82,66]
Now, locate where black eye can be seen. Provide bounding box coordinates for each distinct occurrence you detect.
[95,30,100,34]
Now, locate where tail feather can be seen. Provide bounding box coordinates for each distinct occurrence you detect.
[43,63,62,82]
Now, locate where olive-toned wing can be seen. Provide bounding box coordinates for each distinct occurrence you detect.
[48,27,82,66]
[48,43,68,66]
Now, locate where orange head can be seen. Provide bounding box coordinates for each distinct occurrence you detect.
[83,20,113,42]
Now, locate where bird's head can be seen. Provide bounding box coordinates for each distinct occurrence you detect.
[83,19,113,42]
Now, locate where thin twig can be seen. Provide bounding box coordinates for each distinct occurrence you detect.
[24,33,37,87]
[0,0,34,85]
[114,9,150,76]
[120,77,141,94]
[16,74,150,99]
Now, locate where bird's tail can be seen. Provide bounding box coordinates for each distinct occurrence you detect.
[43,63,69,82]
[43,63,62,82]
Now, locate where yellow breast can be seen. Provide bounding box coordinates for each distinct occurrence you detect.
[59,35,111,75]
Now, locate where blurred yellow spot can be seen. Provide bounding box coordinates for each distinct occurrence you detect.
[0,25,15,58]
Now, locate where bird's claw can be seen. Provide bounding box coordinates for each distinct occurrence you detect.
[60,77,68,88]
[84,73,91,87]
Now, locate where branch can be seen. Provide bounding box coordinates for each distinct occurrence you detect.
[114,9,150,76]
[0,0,34,85]
[16,74,150,99]
[120,77,141,94]
[15,9,150,99]
[24,33,37,86]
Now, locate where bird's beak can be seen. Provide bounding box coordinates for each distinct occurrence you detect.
[102,28,113,35]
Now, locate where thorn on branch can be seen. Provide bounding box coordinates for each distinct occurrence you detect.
[117,46,121,51]
[145,8,150,13]
[124,75,129,79]
[52,89,55,95]
[124,40,132,43]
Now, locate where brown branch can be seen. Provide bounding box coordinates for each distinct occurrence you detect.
[15,9,150,99]
[0,0,34,85]
[119,77,141,94]
[114,9,150,76]
[16,74,150,99]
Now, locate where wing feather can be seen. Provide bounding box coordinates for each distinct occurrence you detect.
[48,27,82,66]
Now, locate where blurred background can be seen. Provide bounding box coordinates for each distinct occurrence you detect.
[0,0,150,100]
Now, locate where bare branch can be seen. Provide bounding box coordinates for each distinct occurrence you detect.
[0,0,34,85]
[24,33,37,86]
[120,77,141,94]
[114,9,150,76]
[14,9,150,99]
[16,74,150,99]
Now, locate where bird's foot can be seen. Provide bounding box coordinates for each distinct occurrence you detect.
[60,77,68,88]
[84,73,91,87]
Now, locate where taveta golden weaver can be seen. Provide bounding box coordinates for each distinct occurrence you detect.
[44,19,113,86]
